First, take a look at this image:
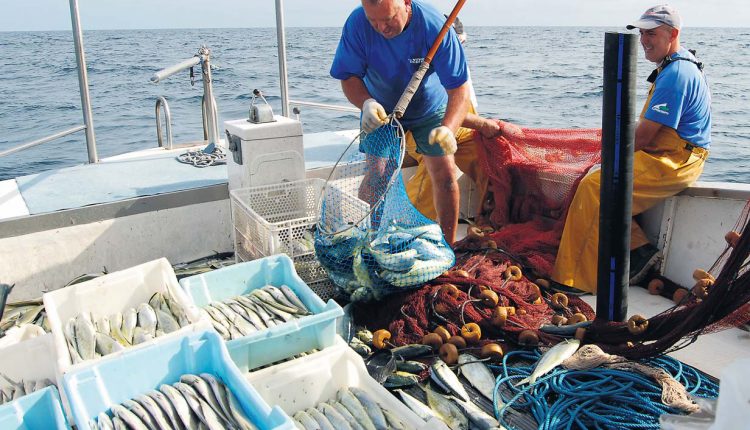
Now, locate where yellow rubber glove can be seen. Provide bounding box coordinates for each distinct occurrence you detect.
[428,125,457,155]
[361,98,388,133]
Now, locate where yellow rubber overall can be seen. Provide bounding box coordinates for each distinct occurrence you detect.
[551,86,708,293]
[403,105,489,221]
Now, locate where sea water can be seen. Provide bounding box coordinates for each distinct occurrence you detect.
[0,27,748,182]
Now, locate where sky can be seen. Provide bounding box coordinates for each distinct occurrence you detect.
[2,0,749,31]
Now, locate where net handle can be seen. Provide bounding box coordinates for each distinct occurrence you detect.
[392,0,468,118]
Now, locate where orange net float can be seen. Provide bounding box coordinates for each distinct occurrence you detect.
[627,314,649,335]
[505,265,523,281]
[725,230,740,248]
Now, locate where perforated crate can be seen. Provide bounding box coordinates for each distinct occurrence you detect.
[230,178,369,300]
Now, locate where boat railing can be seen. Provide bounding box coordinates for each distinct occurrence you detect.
[0,0,97,163]
[151,46,220,149]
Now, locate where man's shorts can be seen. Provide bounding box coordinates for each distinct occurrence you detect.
[359,105,448,159]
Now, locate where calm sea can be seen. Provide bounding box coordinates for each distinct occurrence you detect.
[1,27,748,182]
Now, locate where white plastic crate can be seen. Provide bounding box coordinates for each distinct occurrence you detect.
[245,340,444,430]
[230,178,370,300]
[42,258,210,375]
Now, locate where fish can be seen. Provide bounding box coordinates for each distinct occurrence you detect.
[121,308,138,344]
[225,382,258,430]
[307,407,335,430]
[165,294,191,327]
[161,384,200,429]
[410,238,450,261]
[97,412,115,430]
[122,399,159,430]
[457,354,496,402]
[318,402,353,430]
[424,385,469,430]
[136,303,158,337]
[396,360,428,374]
[73,313,97,360]
[381,258,454,288]
[199,373,234,424]
[391,344,433,360]
[332,401,366,430]
[381,409,408,430]
[111,404,149,430]
[134,394,172,430]
[280,285,309,313]
[338,388,376,430]
[430,360,469,402]
[180,374,232,425]
[349,388,388,430]
[154,308,181,334]
[369,247,418,273]
[147,390,185,430]
[383,372,419,388]
[294,410,321,430]
[516,338,581,386]
[262,285,304,313]
[352,246,376,289]
[452,397,502,430]
[395,389,441,423]
[95,332,125,356]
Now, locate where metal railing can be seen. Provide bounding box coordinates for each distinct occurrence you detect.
[155,97,174,149]
[1,0,97,162]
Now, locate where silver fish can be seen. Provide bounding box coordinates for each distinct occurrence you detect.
[251,289,301,314]
[396,389,440,423]
[135,394,172,430]
[74,313,97,360]
[425,385,468,430]
[261,285,302,312]
[147,390,185,430]
[154,308,181,334]
[332,401,366,430]
[306,407,335,430]
[111,404,149,430]
[226,385,258,430]
[165,294,190,327]
[95,332,125,356]
[381,409,408,430]
[430,360,469,402]
[293,410,321,430]
[200,373,234,425]
[516,339,580,386]
[338,389,376,430]
[112,416,128,430]
[121,308,138,344]
[180,374,232,425]
[122,399,158,430]
[97,412,115,430]
[452,397,501,430]
[349,388,388,430]
[318,402,353,430]
[280,285,309,313]
[457,354,496,402]
[160,384,199,429]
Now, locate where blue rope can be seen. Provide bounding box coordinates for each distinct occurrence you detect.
[489,350,720,429]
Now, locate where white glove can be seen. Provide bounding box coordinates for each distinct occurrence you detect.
[361,98,388,133]
[428,126,457,155]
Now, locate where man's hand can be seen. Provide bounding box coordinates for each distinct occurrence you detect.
[361,98,388,133]
[477,119,502,139]
[429,126,458,155]
[498,120,525,140]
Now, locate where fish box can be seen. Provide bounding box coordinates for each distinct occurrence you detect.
[62,330,294,430]
[245,340,435,430]
[179,254,344,371]
[0,333,58,397]
[230,177,370,300]
[42,257,210,375]
[0,386,70,430]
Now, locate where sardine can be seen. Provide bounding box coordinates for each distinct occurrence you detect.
[396,360,428,374]
[381,409,408,430]
[148,390,185,430]
[381,258,454,287]
[200,373,233,425]
[134,394,172,430]
[95,332,125,356]
[97,412,115,430]
[122,399,159,430]
[318,402,353,430]
[384,372,419,388]
[74,313,97,360]
[165,294,190,327]
[349,388,388,430]
[338,388,376,430]
[111,404,149,430]
[121,308,138,344]
[261,285,301,311]
[280,285,309,313]
[332,401,366,430]
[452,397,502,430]
[391,344,432,360]
[154,308,181,334]
[396,389,439,422]
[516,339,580,386]
[457,354,496,402]
[226,385,258,430]
[294,409,321,430]
[430,360,469,402]
[251,289,301,314]
[181,374,232,424]
[160,384,199,429]
[424,385,468,430]
[306,407,335,430]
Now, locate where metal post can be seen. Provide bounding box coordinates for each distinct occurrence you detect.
[596,32,638,322]
[275,0,290,117]
[199,47,220,146]
[68,0,98,163]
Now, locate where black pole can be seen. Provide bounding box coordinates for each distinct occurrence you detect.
[596,32,637,322]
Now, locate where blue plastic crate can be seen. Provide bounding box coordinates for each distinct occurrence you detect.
[62,330,294,430]
[0,386,70,430]
[179,254,344,371]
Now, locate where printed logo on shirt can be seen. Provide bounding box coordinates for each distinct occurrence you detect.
[652,103,670,115]
[409,57,424,64]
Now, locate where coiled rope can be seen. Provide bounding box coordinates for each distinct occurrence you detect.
[176,146,226,167]
[490,350,719,430]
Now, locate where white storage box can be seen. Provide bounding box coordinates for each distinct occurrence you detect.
[42,258,209,375]
[245,340,436,430]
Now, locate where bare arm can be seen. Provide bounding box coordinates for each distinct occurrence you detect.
[341,76,372,110]
[442,83,470,133]
[634,118,664,152]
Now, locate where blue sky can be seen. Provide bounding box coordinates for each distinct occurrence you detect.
[2,0,748,31]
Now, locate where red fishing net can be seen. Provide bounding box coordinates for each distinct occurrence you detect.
[352,250,595,348]
[461,124,602,277]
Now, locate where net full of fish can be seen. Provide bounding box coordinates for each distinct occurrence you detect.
[63,291,191,364]
[199,285,311,341]
[0,372,54,406]
[316,221,455,303]
[291,386,410,430]
[89,373,258,430]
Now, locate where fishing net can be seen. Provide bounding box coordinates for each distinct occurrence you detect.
[352,249,595,347]
[315,118,455,303]
[457,124,602,278]
[585,201,750,359]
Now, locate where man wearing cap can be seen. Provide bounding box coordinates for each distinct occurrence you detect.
[552,4,711,294]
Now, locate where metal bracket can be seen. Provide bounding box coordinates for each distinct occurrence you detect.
[248,89,276,124]
[226,131,242,165]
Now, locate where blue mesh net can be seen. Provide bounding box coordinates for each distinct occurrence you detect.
[315,118,455,302]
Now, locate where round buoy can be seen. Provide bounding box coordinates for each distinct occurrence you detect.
[439,343,459,364]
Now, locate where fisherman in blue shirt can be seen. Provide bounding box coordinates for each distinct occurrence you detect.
[553,4,712,293]
[330,0,499,245]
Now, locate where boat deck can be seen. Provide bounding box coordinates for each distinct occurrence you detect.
[0,130,359,220]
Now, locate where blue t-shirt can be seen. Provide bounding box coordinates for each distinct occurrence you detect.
[645,48,711,148]
[330,0,468,128]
